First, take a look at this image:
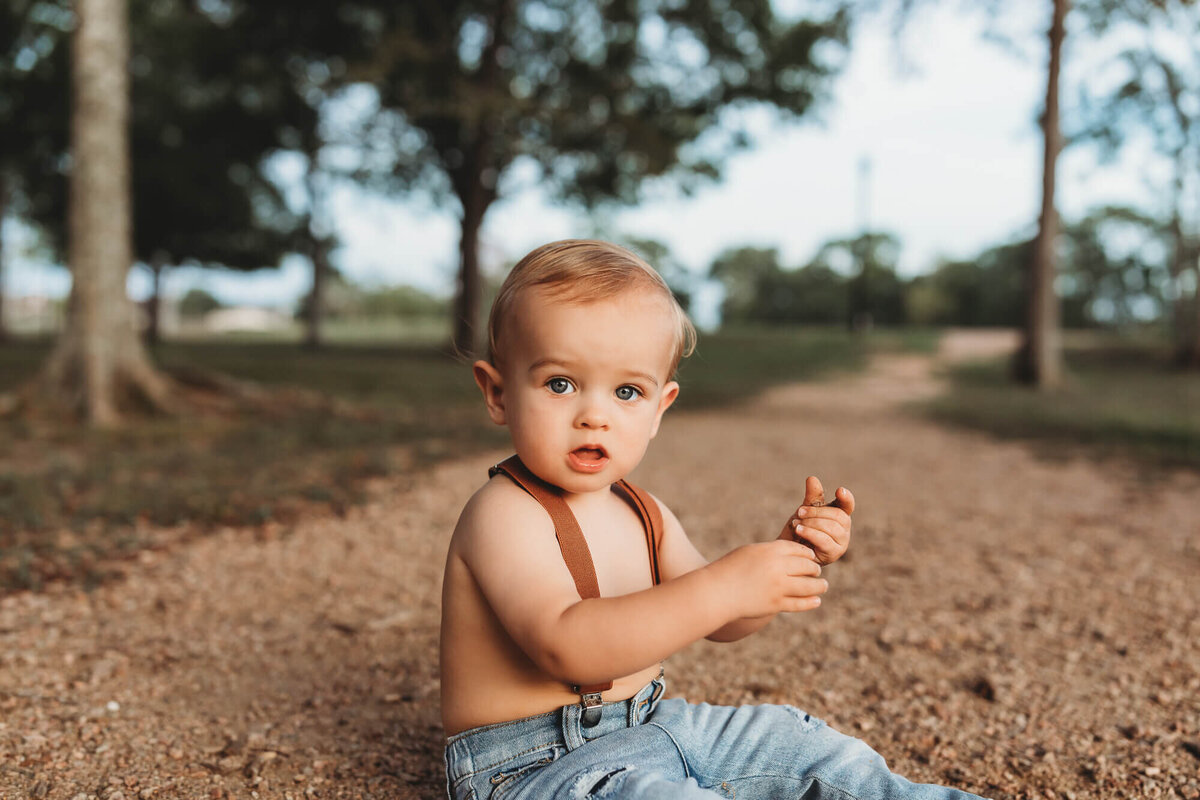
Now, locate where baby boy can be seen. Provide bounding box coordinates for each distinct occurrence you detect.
[440,240,985,799]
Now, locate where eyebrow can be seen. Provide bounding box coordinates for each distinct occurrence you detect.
[529,358,661,389]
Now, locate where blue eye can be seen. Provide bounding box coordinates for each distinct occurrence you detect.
[546,377,575,395]
[615,385,641,401]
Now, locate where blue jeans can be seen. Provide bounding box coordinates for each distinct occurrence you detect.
[444,679,988,799]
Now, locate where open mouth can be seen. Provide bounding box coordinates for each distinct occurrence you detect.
[568,446,609,472]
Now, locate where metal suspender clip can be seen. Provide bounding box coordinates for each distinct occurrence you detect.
[577,690,603,728]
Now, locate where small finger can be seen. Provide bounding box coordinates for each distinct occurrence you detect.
[832,487,855,515]
[793,577,829,596]
[796,527,838,554]
[786,575,828,594]
[783,596,822,613]
[796,506,850,525]
[796,516,848,539]
[803,476,826,508]
[786,555,822,576]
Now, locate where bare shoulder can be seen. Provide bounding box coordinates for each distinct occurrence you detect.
[447,475,581,627]
[450,476,555,564]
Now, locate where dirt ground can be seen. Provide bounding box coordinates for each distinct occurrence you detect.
[2,330,1198,800]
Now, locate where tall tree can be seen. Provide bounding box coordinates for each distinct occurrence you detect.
[128,0,312,344]
[1077,2,1200,365]
[218,1,378,350]
[1,1,315,349]
[1013,0,1068,387]
[874,0,1190,385]
[39,0,173,423]
[812,232,906,327]
[0,0,71,341]
[351,0,849,355]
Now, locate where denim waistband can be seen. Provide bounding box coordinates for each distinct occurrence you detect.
[444,677,665,786]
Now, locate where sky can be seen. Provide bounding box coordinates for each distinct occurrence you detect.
[2,3,1169,326]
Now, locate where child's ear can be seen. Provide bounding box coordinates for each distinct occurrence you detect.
[473,360,507,425]
[649,380,679,438]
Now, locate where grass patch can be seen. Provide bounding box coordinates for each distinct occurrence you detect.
[0,328,901,592]
[675,326,922,408]
[0,338,506,591]
[0,337,52,391]
[926,337,1200,469]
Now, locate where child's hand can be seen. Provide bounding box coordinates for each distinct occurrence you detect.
[711,540,828,618]
[779,476,854,566]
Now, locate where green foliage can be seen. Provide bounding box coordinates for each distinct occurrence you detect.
[810,233,907,326]
[126,0,312,273]
[0,338,503,590]
[927,335,1200,468]
[295,275,449,321]
[0,327,885,591]
[0,0,71,249]
[355,1,849,204]
[709,234,905,327]
[1059,206,1171,328]
[1072,4,1200,357]
[906,239,1029,328]
[676,327,870,408]
[338,0,851,350]
[616,236,694,311]
[178,288,222,319]
[357,285,448,319]
[707,217,1170,331]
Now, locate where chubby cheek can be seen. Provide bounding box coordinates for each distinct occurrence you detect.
[506,398,564,448]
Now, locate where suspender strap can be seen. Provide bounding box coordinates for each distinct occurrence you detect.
[613,479,663,586]
[489,455,603,600]
[488,455,664,726]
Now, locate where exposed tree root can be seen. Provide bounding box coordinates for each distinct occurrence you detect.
[3,346,379,427]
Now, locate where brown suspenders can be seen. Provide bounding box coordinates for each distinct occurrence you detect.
[488,455,664,727]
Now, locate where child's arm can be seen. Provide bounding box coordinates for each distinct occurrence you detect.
[456,480,828,687]
[656,476,854,643]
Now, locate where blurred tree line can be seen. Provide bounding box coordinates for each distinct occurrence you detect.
[0,0,1197,423]
[180,281,447,323]
[1,0,853,422]
[707,203,1173,332]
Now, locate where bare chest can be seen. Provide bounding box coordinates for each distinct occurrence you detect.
[570,503,657,597]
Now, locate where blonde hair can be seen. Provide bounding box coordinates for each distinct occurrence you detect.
[487,239,696,375]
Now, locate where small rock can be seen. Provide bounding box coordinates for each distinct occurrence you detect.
[969,676,998,702]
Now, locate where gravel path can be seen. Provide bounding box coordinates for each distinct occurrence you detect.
[3,331,1198,800]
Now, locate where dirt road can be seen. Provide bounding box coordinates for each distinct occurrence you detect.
[3,332,1198,799]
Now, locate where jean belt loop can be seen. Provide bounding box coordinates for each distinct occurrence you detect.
[561,704,586,751]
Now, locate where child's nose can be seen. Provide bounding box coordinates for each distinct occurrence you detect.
[574,398,609,429]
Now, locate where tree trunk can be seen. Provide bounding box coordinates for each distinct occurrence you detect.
[37,0,174,424]
[304,234,328,350]
[1014,0,1067,388]
[1166,159,1200,367]
[1186,275,1200,368]
[452,186,488,357]
[1181,240,1200,368]
[450,0,508,358]
[0,183,8,344]
[144,254,164,346]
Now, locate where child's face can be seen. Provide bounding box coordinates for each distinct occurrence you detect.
[474,286,680,495]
